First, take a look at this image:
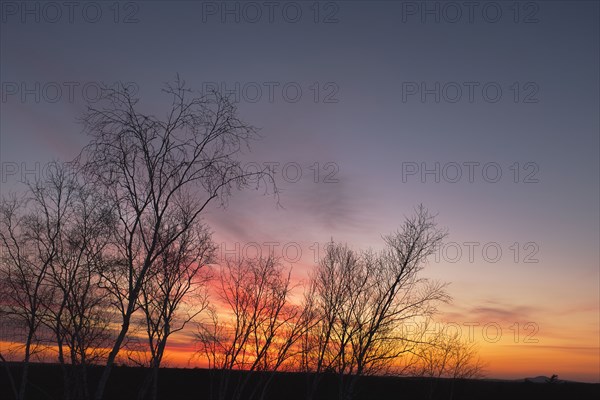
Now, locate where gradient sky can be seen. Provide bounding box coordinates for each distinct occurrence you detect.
[1,0,598,382]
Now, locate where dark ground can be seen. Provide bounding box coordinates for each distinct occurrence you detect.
[1,363,598,400]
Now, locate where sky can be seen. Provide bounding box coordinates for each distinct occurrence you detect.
[1,0,599,382]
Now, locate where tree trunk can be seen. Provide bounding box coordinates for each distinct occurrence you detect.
[18,329,34,400]
[93,315,131,400]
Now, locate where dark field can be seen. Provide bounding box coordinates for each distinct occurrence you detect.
[1,363,598,400]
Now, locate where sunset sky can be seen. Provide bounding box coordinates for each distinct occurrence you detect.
[1,1,598,383]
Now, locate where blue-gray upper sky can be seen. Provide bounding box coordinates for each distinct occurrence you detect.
[1,0,598,381]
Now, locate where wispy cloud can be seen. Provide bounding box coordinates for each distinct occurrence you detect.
[441,300,541,324]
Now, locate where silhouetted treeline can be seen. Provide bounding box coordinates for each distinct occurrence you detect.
[1,80,481,400]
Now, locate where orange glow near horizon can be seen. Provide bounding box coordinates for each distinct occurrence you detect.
[2,313,599,383]
[1,269,598,383]
[156,334,600,383]
[140,288,600,383]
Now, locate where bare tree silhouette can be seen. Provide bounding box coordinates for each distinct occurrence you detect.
[304,205,449,400]
[0,165,74,400]
[405,321,485,399]
[41,168,115,400]
[78,77,276,400]
[197,256,310,400]
[137,223,215,400]
[0,163,116,400]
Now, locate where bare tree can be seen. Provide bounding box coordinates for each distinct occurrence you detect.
[0,165,74,400]
[78,77,275,400]
[197,256,308,400]
[0,196,50,400]
[301,242,364,395]
[0,163,113,400]
[42,172,115,400]
[137,223,215,400]
[305,205,449,400]
[405,321,485,399]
